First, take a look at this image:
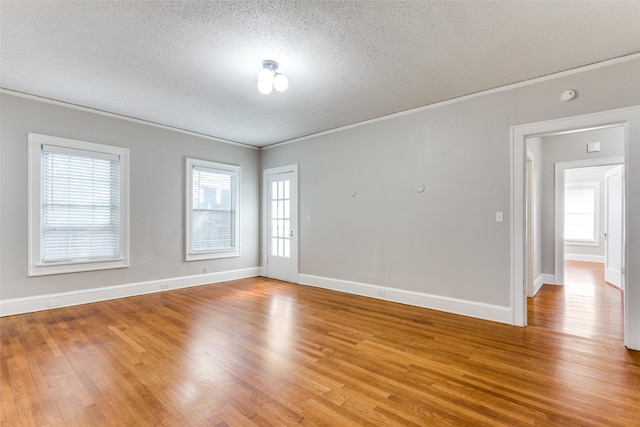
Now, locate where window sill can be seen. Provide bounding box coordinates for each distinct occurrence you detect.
[28,258,129,277]
[564,240,599,247]
[186,250,240,261]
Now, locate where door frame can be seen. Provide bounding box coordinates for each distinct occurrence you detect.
[553,156,624,287]
[262,164,299,280]
[511,105,640,350]
[525,149,534,298]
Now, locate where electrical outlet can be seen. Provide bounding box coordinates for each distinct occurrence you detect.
[161,283,169,290]
[377,290,386,297]
[203,266,208,274]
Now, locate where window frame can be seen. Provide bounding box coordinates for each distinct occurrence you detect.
[28,133,130,276]
[186,158,240,261]
[564,182,600,246]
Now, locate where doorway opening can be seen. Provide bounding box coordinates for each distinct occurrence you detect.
[524,126,624,321]
[523,126,624,299]
[512,106,640,350]
[552,160,625,335]
[552,156,625,288]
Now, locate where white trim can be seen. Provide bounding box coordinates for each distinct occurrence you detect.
[3,53,639,150]
[263,53,640,149]
[298,274,512,325]
[531,274,547,296]
[0,89,257,150]
[511,128,526,326]
[564,253,605,263]
[0,267,260,317]
[185,158,241,261]
[531,273,556,296]
[541,273,557,286]
[27,133,130,276]
[511,106,639,350]
[525,148,535,298]
[554,157,623,285]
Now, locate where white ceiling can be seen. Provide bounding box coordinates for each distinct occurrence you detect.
[2,1,639,147]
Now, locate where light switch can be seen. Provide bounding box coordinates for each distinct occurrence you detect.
[496,212,504,222]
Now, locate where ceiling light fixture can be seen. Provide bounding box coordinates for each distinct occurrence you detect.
[257,60,288,95]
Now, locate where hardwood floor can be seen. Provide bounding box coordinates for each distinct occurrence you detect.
[2,269,639,426]
[529,261,624,341]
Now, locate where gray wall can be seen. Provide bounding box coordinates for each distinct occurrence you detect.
[261,57,640,309]
[0,94,260,300]
[263,103,511,306]
[539,127,624,276]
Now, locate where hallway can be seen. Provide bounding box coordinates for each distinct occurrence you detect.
[528,261,624,341]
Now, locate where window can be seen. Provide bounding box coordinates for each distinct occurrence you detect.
[270,177,292,258]
[28,133,129,276]
[186,158,240,260]
[564,182,599,245]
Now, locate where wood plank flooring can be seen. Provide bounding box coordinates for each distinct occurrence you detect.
[2,265,639,426]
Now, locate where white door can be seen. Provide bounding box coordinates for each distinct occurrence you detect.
[265,168,298,282]
[604,165,623,289]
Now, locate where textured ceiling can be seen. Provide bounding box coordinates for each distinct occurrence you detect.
[2,1,640,147]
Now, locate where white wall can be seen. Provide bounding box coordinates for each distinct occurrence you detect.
[539,127,624,275]
[0,94,261,303]
[261,56,640,322]
[564,165,619,262]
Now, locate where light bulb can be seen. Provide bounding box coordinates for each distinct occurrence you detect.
[257,79,273,95]
[258,68,274,84]
[273,73,289,92]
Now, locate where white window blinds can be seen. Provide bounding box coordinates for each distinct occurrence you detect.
[191,165,236,253]
[41,144,121,263]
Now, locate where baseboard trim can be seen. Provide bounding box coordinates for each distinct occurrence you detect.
[541,273,557,286]
[298,274,512,325]
[564,253,605,263]
[532,274,546,296]
[0,267,260,317]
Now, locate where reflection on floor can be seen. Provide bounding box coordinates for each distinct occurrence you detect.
[528,261,623,341]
